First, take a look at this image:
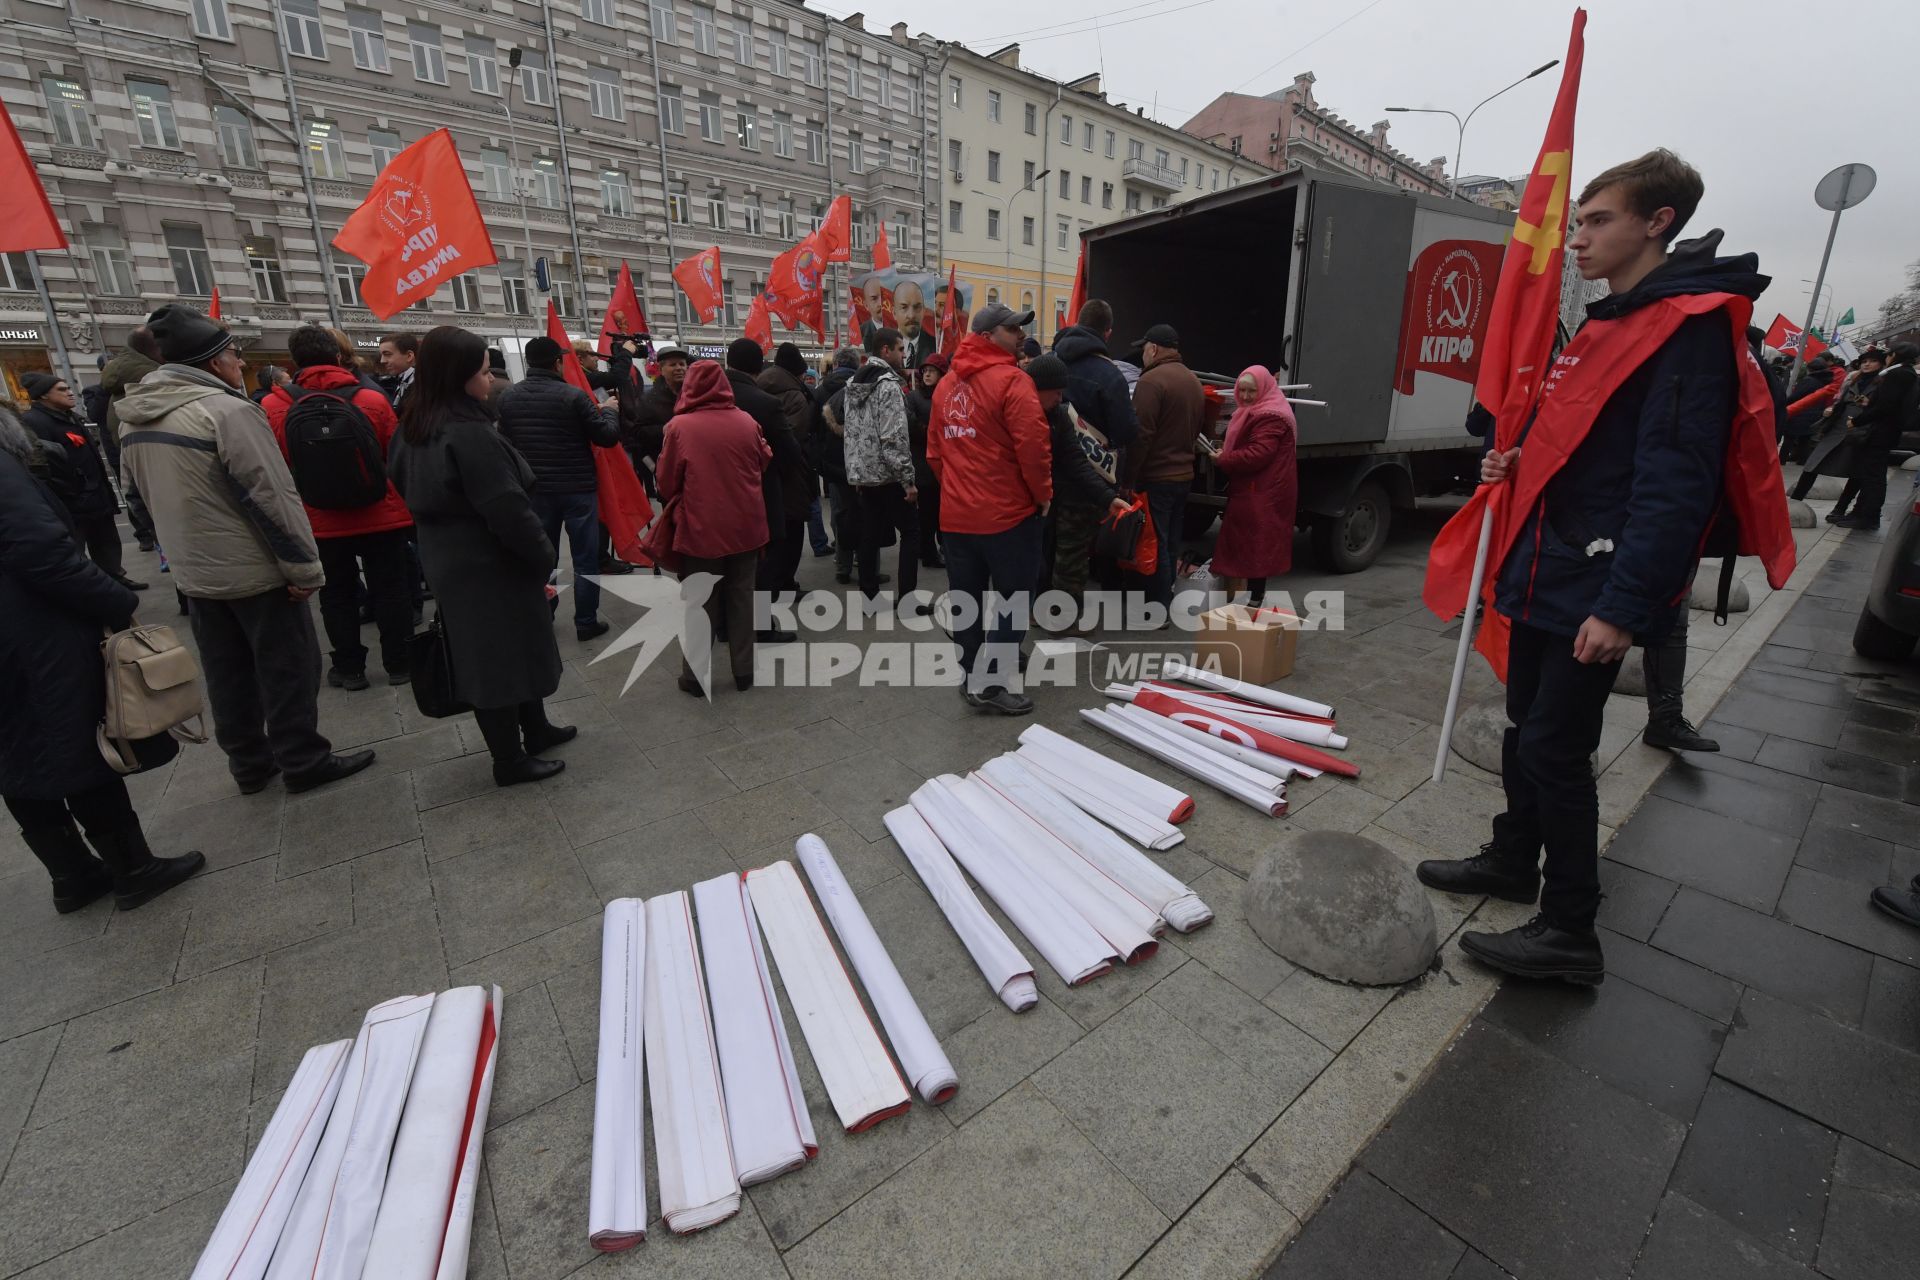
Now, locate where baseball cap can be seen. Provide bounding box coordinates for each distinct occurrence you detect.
[1143,323,1180,348]
[971,301,1036,334]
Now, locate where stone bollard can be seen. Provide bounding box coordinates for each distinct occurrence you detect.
[1244,831,1438,986]
[1448,693,1602,774]
[1787,498,1818,528]
[1689,573,1750,613]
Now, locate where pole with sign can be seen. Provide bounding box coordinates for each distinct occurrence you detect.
[1787,163,1875,392]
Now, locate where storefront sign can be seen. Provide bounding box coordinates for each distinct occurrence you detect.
[0,325,48,346]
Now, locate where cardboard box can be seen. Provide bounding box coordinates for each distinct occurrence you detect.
[1192,604,1300,684]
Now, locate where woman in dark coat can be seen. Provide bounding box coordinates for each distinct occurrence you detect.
[387,327,573,787]
[1209,365,1298,604]
[0,405,203,913]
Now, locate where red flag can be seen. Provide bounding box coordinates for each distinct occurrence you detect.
[1067,245,1087,326]
[816,196,852,264]
[765,237,828,339]
[0,100,66,253]
[872,221,893,270]
[937,265,964,355]
[208,286,222,320]
[1762,312,1826,360]
[671,246,725,324]
[598,261,651,356]
[333,128,497,322]
[744,292,773,351]
[549,302,654,566]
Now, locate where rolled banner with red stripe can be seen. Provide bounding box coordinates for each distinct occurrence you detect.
[1134,690,1360,778]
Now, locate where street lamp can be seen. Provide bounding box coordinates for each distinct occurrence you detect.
[971,170,1049,310]
[1387,59,1559,198]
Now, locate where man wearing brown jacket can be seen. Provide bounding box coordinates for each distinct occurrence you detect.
[1125,324,1207,608]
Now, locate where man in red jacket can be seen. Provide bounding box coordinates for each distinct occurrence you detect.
[928,302,1052,715]
[264,325,416,690]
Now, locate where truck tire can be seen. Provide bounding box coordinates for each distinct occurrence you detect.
[1853,607,1918,661]
[1313,479,1391,573]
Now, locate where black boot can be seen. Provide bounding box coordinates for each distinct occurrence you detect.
[21,823,114,913]
[1460,914,1605,985]
[1869,875,1920,929]
[476,706,564,787]
[89,816,205,911]
[1415,841,1541,903]
[1642,636,1718,752]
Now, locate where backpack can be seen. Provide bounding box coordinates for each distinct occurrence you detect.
[284,384,388,509]
[98,625,208,774]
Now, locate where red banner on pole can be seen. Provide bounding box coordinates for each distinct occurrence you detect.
[547,301,654,566]
[208,286,223,320]
[333,128,497,322]
[598,261,651,356]
[872,221,893,270]
[0,100,66,253]
[671,246,725,325]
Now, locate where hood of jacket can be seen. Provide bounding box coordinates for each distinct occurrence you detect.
[676,361,737,414]
[949,332,1017,382]
[1587,230,1769,322]
[845,358,902,408]
[100,348,159,396]
[758,364,806,398]
[115,364,247,428]
[1052,325,1110,364]
[815,365,857,404]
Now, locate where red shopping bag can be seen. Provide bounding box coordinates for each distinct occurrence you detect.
[1095,492,1158,577]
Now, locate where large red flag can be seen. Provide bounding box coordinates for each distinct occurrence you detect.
[597,261,651,356]
[0,100,66,253]
[1067,245,1087,329]
[744,292,773,352]
[333,128,496,321]
[548,302,655,566]
[937,265,964,355]
[765,237,828,340]
[671,246,725,324]
[872,221,893,270]
[1762,312,1826,360]
[816,196,852,264]
[208,286,223,320]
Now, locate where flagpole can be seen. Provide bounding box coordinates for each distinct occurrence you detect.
[26,252,79,390]
[540,0,593,326]
[1432,501,1494,784]
[268,0,344,330]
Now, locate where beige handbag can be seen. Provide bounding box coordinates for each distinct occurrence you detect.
[98,624,209,774]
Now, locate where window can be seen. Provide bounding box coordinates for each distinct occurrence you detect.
[520,53,552,106]
[408,24,447,84]
[904,144,921,175]
[743,197,762,235]
[851,218,867,252]
[1057,169,1069,198]
[847,131,863,174]
[601,168,632,217]
[590,69,624,121]
[873,138,891,170]
[1104,129,1115,158]
[777,199,795,239]
[800,41,823,86]
[85,226,136,296]
[244,236,287,303]
[809,201,824,232]
[691,5,717,53]
[986,288,999,308]
[675,292,700,326]
[658,85,684,134]
[948,76,962,108]
[1125,190,1141,212]
[215,105,257,168]
[347,9,388,71]
[305,118,346,179]
[1022,290,1034,314]
[369,129,402,172]
[129,80,180,149]
[1083,122,1094,151]
[1021,216,1034,246]
[706,191,726,229]
[1023,102,1037,135]
[1152,195,1168,209]
[1128,138,1144,161]
[772,112,793,157]
[877,74,892,111]
[722,278,739,328]
[551,265,577,317]
[892,219,908,256]
[164,224,213,296]
[1101,181,1113,210]
[480,148,512,201]
[646,0,674,41]
[451,274,481,311]
[986,208,1000,241]
[1023,160,1035,188]
[804,125,824,165]
[1060,114,1072,144]
[667,181,689,223]
[532,154,563,207]
[0,254,30,292]
[987,90,1001,123]
[737,111,758,150]
[1080,175,1091,204]
[281,0,326,58]
[768,29,789,77]
[500,263,529,315]
[731,18,753,64]
[947,200,963,233]
[1180,156,1191,182]
[467,36,500,95]
[1056,219,1069,250]
[1155,147,1170,169]
[191,0,231,40]
[41,77,95,150]
[1212,167,1220,190]
[698,95,721,142]
[947,139,963,177]
[333,261,368,306]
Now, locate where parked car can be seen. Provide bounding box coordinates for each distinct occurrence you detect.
[1854,468,1920,660]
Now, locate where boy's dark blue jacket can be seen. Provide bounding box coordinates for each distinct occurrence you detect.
[1051,325,1139,450]
[1493,231,1769,641]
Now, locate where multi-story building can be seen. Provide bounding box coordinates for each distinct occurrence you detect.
[1455,174,1522,211]
[1181,73,1451,197]
[0,0,935,395]
[932,42,1246,346]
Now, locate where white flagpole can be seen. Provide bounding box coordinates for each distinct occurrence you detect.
[1431,500,1496,784]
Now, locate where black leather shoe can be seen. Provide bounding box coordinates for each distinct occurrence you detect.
[1824,509,1850,524]
[524,723,578,755]
[236,764,281,795]
[577,619,611,641]
[921,555,947,569]
[20,824,114,914]
[111,850,206,910]
[285,749,376,794]
[1869,875,1920,929]
[494,755,565,787]
[115,574,149,591]
[755,628,797,644]
[327,667,370,692]
[387,670,412,686]
[735,673,754,692]
[812,543,836,558]
[1833,516,1881,531]
[1415,842,1540,903]
[967,687,1034,716]
[679,676,705,697]
[601,558,637,575]
[1643,713,1720,753]
[835,571,853,585]
[1460,914,1605,985]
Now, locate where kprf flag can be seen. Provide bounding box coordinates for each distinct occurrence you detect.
[333,128,496,322]
[744,293,773,351]
[0,99,66,253]
[598,261,651,356]
[816,195,852,264]
[549,301,654,566]
[872,222,893,270]
[1763,312,1827,359]
[765,238,827,340]
[672,246,725,324]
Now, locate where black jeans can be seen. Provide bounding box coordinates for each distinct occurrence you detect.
[317,528,413,677]
[76,512,124,579]
[944,514,1044,694]
[188,589,335,783]
[855,484,920,600]
[5,775,133,842]
[758,517,806,596]
[1836,446,1893,525]
[917,479,943,563]
[123,471,156,547]
[1132,480,1189,607]
[531,491,601,626]
[829,481,858,575]
[471,701,558,764]
[1491,621,1623,931]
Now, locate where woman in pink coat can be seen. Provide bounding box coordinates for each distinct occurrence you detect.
[1209,366,1297,603]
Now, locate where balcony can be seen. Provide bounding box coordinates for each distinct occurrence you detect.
[1122,156,1183,193]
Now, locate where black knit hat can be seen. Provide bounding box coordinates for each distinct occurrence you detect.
[727,337,765,374]
[1026,354,1070,392]
[147,304,233,365]
[525,336,564,368]
[774,342,807,378]
[21,371,60,400]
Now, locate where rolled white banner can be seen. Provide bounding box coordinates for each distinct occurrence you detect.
[883,804,1038,1013]
[1159,659,1336,719]
[1016,724,1195,822]
[589,899,648,1252]
[1113,699,1316,780]
[1109,683,1348,750]
[1114,705,1290,795]
[432,986,501,1280]
[1080,707,1286,817]
[644,892,742,1235]
[1010,747,1187,850]
[190,1039,352,1280]
[796,834,959,1104]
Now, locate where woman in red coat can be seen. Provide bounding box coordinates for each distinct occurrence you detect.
[1209,366,1297,604]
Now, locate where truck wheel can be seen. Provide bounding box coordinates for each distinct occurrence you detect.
[1313,480,1391,573]
[1853,607,1918,661]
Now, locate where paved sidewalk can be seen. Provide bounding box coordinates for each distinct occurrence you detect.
[0,498,1839,1279]
[1267,501,1919,1279]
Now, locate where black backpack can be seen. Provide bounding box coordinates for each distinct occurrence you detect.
[284,384,388,509]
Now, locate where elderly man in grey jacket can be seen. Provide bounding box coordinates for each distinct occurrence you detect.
[119,304,374,796]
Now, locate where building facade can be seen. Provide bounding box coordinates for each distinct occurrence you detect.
[933,43,1245,346]
[1181,73,1451,197]
[0,0,936,395]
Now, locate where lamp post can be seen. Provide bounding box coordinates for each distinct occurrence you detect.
[971,170,1048,309]
[502,48,540,354]
[1387,59,1559,198]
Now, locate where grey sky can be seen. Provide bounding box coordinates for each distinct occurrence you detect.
[839,0,1911,339]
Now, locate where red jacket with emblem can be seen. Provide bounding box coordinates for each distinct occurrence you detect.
[263,365,414,538]
[926,334,1051,535]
